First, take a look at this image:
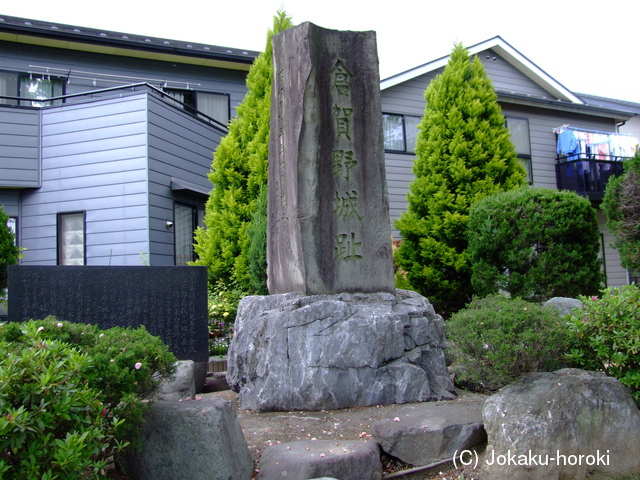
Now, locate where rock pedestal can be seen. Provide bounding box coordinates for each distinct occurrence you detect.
[227,289,455,412]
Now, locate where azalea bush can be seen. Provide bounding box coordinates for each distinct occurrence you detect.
[0,324,126,479]
[446,295,573,392]
[565,284,640,402]
[0,318,177,451]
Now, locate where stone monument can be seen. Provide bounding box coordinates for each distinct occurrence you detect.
[227,22,454,412]
[266,22,395,295]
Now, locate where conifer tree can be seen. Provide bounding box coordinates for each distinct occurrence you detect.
[395,43,526,305]
[193,11,293,289]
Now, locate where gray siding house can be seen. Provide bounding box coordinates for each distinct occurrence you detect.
[0,15,258,266]
[381,36,640,288]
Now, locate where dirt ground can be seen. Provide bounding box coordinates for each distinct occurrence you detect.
[202,388,489,479]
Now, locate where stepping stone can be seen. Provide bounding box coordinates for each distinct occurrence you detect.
[372,399,486,466]
[257,439,381,480]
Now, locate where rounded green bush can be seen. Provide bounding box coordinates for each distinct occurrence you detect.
[0,323,125,479]
[446,294,573,392]
[467,187,603,302]
[566,284,640,402]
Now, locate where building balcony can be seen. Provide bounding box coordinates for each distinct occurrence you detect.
[555,157,625,202]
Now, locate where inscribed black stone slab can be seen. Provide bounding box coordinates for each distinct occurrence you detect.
[7,265,208,362]
[267,22,395,295]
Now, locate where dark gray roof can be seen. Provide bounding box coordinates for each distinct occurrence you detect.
[0,14,260,65]
[577,93,640,115]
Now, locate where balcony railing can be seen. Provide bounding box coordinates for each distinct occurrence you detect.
[556,156,625,201]
[0,83,229,133]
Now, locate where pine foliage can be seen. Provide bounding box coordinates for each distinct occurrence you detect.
[193,11,293,288]
[395,43,526,304]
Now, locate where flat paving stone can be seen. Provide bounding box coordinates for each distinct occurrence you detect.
[257,439,381,480]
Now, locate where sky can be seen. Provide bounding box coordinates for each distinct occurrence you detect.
[3,0,640,103]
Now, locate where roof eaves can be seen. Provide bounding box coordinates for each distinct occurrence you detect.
[0,14,260,65]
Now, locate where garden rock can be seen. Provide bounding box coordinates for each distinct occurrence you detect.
[155,360,195,401]
[257,440,381,480]
[483,369,640,480]
[227,289,455,412]
[543,297,582,316]
[127,397,252,480]
[371,399,486,466]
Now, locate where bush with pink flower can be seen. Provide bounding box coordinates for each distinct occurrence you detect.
[565,284,640,403]
[0,317,177,475]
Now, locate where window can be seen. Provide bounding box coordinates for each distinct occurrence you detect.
[6,217,17,245]
[505,116,532,182]
[0,71,18,105]
[57,212,85,265]
[165,89,230,126]
[383,113,420,154]
[174,203,198,266]
[19,74,64,106]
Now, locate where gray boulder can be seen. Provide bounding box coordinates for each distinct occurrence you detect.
[372,399,486,466]
[127,397,252,480]
[227,289,455,412]
[257,440,381,480]
[483,369,640,480]
[543,297,583,316]
[155,360,195,401]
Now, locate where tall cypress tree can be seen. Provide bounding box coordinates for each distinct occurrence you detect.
[193,11,293,289]
[395,43,526,305]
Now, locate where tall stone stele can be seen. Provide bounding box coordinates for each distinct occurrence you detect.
[227,23,455,412]
[267,21,395,295]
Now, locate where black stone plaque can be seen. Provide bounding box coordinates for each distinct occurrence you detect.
[7,265,208,362]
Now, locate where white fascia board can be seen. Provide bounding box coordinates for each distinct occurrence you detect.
[381,36,584,105]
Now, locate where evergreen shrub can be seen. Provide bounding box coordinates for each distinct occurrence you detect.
[207,279,249,356]
[468,187,603,301]
[0,206,19,294]
[446,295,572,392]
[0,323,126,479]
[565,285,640,403]
[602,150,640,273]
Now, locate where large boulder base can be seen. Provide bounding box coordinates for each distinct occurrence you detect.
[483,369,640,480]
[227,289,455,412]
[126,397,252,480]
[257,440,381,480]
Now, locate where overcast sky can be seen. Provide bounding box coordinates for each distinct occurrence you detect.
[3,0,640,103]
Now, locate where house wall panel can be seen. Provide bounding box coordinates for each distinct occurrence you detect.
[0,40,249,118]
[146,95,219,265]
[19,94,150,265]
[0,107,40,187]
